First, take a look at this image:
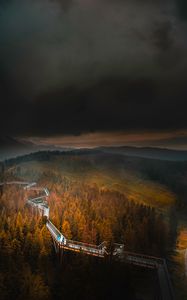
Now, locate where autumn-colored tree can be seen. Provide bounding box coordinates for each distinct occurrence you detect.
[62,219,72,239]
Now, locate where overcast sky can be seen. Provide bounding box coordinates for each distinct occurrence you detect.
[1,0,187,147]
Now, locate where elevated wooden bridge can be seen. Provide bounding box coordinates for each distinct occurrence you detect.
[0,181,175,300]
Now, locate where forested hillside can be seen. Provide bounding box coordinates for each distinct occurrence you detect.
[0,150,185,299]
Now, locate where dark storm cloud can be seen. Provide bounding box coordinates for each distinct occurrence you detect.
[0,0,187,136]
[176,0,187,20]
[1,78,184,137]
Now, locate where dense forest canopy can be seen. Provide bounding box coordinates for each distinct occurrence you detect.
[0,151,184,299]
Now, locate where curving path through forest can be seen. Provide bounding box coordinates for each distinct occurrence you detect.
[0,180,175,300]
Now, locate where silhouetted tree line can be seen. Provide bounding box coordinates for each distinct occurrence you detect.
[3,149,103,168]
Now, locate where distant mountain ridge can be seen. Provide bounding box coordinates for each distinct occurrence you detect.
[0,136,71,161]
[0,136,35,161]
[0,136,27,148]
[98,146,187,161]
[1,136,187,162]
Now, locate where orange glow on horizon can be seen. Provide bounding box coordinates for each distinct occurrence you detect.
[19,129,187,150]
